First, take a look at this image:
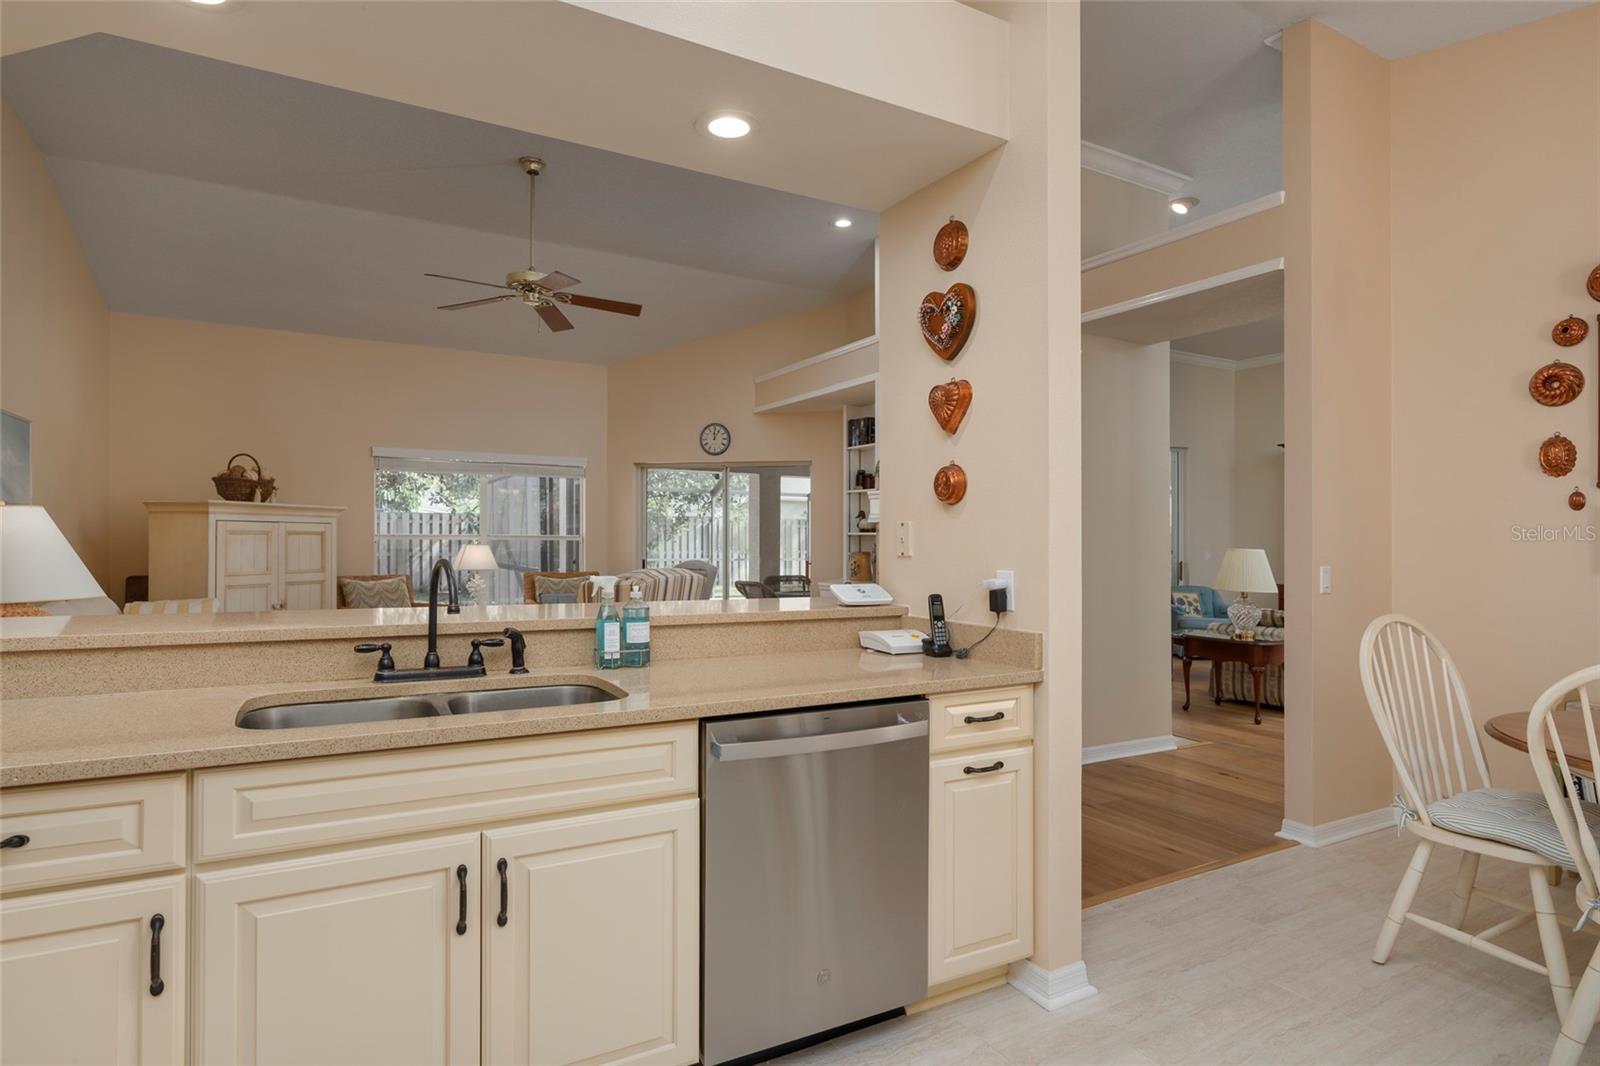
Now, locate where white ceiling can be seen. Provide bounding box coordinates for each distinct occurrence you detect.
[2,34,879,365]
[1082,1,1587,222]
[1173,314,1284,361]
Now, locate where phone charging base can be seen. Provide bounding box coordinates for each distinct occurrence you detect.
[922,638,954,658]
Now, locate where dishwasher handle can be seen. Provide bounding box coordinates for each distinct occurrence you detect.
[709,716,928,762]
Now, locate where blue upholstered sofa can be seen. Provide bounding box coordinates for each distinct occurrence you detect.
[1171,585,1231,652]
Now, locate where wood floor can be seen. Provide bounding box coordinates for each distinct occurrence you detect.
[1081,659,1287,904]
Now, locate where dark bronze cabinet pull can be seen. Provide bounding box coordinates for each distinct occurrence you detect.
[455,865,469,936]
[148,914,166,996]
[0,834,29,849]
[496,858,509,927]
[963,761,1005,775]
[963,711,1006,724]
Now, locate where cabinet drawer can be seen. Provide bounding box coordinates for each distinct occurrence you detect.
[193,723,697,862]
[928,686,1034,754]
[0,775,186,894]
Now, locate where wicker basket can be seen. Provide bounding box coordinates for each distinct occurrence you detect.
[212,453,263,502]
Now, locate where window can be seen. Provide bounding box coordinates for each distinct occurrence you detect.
[640,463,811,599]
[374,448,584,603]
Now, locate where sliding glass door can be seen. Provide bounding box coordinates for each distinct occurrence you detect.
[641,464,810,599]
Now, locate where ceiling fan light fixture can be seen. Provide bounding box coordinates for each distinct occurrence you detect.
[1169,196,1199,215]
[701,111,754,140]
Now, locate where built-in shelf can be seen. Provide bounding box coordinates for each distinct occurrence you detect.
[847,488,871,494]
[846,443,877,452]
[848,531,878,537]
[844,405,878,582]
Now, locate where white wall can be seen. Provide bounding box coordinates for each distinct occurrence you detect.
[1081,168,1169,260]
[1233,361,1285,580]
[1169,360,1237,587]
[1083,335,1172,749]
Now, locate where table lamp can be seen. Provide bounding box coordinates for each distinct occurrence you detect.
[0,504,108,616]
[453,542,499,606]
[1213,547,1277,640]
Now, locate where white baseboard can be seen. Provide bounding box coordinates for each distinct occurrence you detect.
[1277,806,1400,848]
[1008,960,1098,1011]
[1082,735,1179,765]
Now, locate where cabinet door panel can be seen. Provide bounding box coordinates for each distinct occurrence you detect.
[483,799,698,1066]
[216,521,277,611]
[279,523,332,611]
[1,876,184,1065]
[928,746,1033,985]
[196,834,479,1065]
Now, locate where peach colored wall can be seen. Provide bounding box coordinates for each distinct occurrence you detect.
[1281,21,1394,827]
[1083,335,1171,749]
[880,0,1082,968]
[1081,168,1169,261]
[0,102,111,590]
[104,314,609,599]
[1170,360,1237,588]
[604,290,873,580]
[1389,6,1600,787]
[752,340,877,412]
[1233,362,1285,580]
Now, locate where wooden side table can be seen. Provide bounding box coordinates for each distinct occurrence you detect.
[1180,632,1286,725]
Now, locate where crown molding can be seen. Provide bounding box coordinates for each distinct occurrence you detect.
[1082,191,1286,272]
[1084,257,1284,325]
[1081,140,1192,196]
[1236,352,1285,370]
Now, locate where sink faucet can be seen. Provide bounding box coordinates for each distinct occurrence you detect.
[424,558,462,669]
[354,559,498,683]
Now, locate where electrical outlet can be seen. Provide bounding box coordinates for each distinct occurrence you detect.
[1319,565,1332,594]
[895,521,914,558]
[996,570,1015,611]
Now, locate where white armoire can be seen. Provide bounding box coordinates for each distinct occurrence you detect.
[144,501,345,611]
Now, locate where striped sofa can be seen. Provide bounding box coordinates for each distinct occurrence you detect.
[1205,609,1286,709]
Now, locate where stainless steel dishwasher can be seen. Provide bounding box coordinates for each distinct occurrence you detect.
[701,699,929,1065]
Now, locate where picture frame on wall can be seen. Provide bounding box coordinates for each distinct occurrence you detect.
[1,410,31,504]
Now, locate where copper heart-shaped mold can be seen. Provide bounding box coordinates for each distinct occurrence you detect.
[918,283,976,360]
[928,379,973,435]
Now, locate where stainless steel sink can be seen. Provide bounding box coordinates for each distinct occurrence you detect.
[236,697,443,730]
[446,685,616,715]
[237,684,620,729]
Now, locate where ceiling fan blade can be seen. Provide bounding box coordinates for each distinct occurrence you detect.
[425,272,511,291]
[559,293,643,317]
[438,294,516,310]
[538,271,580,291]
[536,303,575,332]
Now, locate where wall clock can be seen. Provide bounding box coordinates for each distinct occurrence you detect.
[699,422,732,456]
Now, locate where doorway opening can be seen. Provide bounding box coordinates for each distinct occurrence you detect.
[640,463,812,599]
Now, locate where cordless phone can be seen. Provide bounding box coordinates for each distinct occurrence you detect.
[923,594,953,658]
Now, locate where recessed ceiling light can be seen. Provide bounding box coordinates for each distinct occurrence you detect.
[1170,196,1199,215]
[834,218,853,229]
[701,112,753,139]
[189,0,227,5]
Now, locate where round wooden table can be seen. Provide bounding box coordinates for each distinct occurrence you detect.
[1485,710,1598,775]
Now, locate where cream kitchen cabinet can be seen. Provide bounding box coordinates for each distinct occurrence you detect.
[0,875,185,1065]
[928,743,1034,986]
[193,832,482,1065]
[482,799,699,1066]
[145,500,343,610]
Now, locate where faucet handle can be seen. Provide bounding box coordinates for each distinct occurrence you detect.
[355,642,396,673]
[467,637,505,668]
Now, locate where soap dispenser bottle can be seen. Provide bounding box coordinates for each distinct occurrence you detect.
[592,577,622,670]
[622,585,651,667]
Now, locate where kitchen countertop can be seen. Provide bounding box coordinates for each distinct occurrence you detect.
[0,648,1042,787]
[0,597,903,652]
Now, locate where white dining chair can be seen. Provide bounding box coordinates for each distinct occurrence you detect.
[1525,665,1600,1066]
[1360,615,1573,1017]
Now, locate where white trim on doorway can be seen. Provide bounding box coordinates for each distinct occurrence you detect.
[1082,734,1179,765]
[1080,140,1191,196]
[1276,806,1402,848]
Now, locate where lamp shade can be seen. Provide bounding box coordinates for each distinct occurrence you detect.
[1214,548,1278,596]
[0,505,107,603]
[453,543,499,572]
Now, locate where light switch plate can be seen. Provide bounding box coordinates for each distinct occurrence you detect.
[895,521,914,558]
[1319,565,1332,594]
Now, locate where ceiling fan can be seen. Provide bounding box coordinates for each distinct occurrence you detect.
[424,156,642,332]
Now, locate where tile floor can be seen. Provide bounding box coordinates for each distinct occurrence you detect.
[775,830,1600,1064]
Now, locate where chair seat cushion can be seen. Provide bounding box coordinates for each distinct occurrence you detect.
[1426,787,1600,868]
